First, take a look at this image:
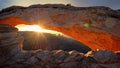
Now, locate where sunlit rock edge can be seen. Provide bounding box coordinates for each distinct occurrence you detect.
[0,4,120,51]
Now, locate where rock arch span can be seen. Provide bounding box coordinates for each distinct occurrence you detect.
[0,17,120,51]
[0,5,120,51]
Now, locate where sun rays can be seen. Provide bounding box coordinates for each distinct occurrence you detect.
[15,24,62,35]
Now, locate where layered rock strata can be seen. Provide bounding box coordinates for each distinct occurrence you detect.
[0,24,120,68]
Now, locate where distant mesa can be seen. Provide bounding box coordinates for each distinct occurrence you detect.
[20,31,91,53]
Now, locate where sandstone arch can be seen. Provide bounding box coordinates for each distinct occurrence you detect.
[0,17,120,51]
[0,24,120,68]
[0,5,120,51]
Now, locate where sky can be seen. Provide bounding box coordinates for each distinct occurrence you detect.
[0,0,120,10]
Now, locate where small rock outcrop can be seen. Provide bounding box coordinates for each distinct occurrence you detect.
[0,24,120,68]
[86,50,118,64]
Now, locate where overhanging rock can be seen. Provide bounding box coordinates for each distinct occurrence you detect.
[0,4,120,51]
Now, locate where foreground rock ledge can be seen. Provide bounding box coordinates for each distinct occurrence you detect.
[0,24,120,68]
[0,4,120,51]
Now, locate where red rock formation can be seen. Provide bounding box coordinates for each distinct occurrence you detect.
[46,25,120,51]
[0,17,31,26]
[0,4,120,51]
[0,24,120,68]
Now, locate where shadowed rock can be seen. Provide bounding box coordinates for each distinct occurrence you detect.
[0,24,18,33]
[20,31,91,53]
[85,50,118,64]
[0,24,120,68]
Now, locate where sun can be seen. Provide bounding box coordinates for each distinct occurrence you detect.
[15,24,45,32]
[15,24,62,34]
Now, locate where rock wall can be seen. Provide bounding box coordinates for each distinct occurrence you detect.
[0,4,120,51]
[0,24,120,68]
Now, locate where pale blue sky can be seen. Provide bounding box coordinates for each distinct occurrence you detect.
[0,0,120,10]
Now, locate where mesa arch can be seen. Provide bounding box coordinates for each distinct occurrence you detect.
[0,17,120,51]
[0,5,120,51]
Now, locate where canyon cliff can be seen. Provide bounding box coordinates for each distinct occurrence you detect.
[0,4,120,51]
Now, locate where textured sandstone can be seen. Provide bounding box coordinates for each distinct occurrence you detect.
[0,24,120,68]
[0,4,120,51]
[86,50,118,64]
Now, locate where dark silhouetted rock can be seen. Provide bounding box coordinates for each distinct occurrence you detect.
[0,24,18,33]
[0,21,120,68]
[20,31,91,53]
[86,50,118,64]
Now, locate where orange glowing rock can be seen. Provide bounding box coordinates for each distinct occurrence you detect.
[0,5,120,51]
[0,17,31,26]
[0,17,120,51]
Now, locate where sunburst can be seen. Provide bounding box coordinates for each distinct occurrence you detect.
[15,24,62,34]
